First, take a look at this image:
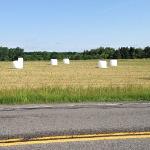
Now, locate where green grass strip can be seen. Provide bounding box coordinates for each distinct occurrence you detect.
[0,86,150,104]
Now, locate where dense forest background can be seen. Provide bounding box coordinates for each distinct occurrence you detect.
[0,46,150,61]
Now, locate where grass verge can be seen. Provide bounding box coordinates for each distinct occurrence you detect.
[0,86,150,104]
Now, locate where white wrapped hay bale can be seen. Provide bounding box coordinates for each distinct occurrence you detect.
[110,59,117,67]
[12,60,23,69]
[12,61,18,68]
[18,57,24,68]
[18,57,23,64]
[63,58,70,64]
[98,60,108,68]
[51,59,58,65]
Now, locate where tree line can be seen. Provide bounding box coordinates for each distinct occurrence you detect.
[0,46,150,61]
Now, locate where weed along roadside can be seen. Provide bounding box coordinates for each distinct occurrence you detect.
[0,86,150,104]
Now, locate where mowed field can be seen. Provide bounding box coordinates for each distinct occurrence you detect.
[0,59,150,104]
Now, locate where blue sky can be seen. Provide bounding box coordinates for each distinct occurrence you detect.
[0,0,150,52]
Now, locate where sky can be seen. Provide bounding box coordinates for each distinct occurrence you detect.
[0,0,150,52]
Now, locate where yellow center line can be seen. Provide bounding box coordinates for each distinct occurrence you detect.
[31,131,150,140]
[1,132,150,147]
[0,138,22,143]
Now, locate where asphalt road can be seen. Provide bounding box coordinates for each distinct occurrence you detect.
[0,103,150,149]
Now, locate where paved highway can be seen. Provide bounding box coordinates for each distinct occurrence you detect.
[0,103,150,149]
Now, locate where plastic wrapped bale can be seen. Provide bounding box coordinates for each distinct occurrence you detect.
[18,57,24,68]
[98,60,108,68]
[12,60,23,69]
[18,57,23,63]
[63,58,70,64]
[51,59,58,65]
[110,59,118,67]
[13,61,17,68]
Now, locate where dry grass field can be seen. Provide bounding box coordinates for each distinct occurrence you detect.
[0,59,150,104]
[0,59,150,90]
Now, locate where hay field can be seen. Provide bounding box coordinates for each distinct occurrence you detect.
[0,59,150,90]
[0,59,150,104]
